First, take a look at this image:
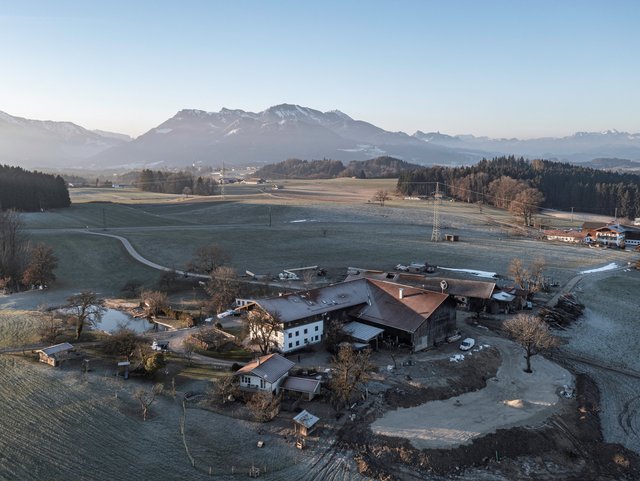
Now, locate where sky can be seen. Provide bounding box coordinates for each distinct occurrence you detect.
[1,0,639,139]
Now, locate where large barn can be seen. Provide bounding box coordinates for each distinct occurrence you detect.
[242,278,457,353]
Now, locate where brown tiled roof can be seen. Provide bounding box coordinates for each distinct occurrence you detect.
[354,280,449,333]
[235,353,295,382]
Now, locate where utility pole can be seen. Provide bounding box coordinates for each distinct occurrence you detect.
[571,206,574,223]
[220,161,226,200]
[431,182,442,242]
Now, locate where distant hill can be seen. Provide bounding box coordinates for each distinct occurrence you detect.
[91,104,467,169]
[3,105,640,171]
[0,110,130,169]
[255,156,422,179]
[581,158,640,171]
[413,129,640,164]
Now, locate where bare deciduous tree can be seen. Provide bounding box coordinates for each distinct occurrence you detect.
[373,190,390,207]
[141,290,168,319]
[246,309,281,355]
[21,243,58,288]
[182,338,195,366]
[187,244,230,274]
[329,345,374,409]
[246,391,281,422]
[209,374,240,405]
[134,383,164,421]
[205,266,240,313]
[508,257,547,297]
[102,327,142,360]
[509,188,545,226]
[65,291,106,341]
[503,314,559,373]
[0,210,28,291]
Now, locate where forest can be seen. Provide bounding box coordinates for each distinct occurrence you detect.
[135,169,218,195]
[255,156,422,179]
[397,156,640,220]
[0,165,70,211]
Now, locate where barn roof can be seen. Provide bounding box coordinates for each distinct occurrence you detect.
[38,342,73,357]
[353,280,449,333]
[252,279,370,323]
[235,353,294,382]
[345,270,496,299]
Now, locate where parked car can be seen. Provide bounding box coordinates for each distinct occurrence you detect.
[459,338,475,351]
[217,309,240,319]
[151,340,169,352]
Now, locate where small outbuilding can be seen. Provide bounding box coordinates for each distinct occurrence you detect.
[282,376,322,400]
[37,342,74,366]
[293,409,320,437]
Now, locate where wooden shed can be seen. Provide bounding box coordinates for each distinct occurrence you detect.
[37,342,74,366]
[293,410,320,437]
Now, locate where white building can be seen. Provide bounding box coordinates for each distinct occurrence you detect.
[235,353,295,393]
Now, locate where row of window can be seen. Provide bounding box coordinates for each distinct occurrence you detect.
[288,335,319,349]
[287,325,319,339]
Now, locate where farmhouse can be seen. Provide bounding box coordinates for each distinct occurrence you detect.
[543,229,586,243]
[36,342,74,366]
[235,353,295,393]
[580,222,640,247]
[243,278,457,353]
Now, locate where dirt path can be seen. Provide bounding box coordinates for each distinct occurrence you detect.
[371,333,573,449]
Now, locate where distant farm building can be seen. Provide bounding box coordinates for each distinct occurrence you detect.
[543,229,586,243]
[37,342,74,366]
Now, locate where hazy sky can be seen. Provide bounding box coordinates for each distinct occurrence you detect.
[1,1,639,138]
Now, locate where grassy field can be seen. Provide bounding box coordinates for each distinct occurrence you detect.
[17,179,634,300]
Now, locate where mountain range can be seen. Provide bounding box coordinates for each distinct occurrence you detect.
[1,105,639,170]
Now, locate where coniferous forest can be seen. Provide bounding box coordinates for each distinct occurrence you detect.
[0,165,71,211]
[397,156,640,219]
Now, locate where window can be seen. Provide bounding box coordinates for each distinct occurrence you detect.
[260,379,266,389]
[295,330,299,336]
[296,341,300,346]
[304,328,308,334]
[288,343,292,348]
[304,338,308,344]
[288,333,292,339]
[315,326,319,331]
[315,335,319,341]
[242,376,251,384]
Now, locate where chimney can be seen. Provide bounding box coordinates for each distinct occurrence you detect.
[256,357,261,366]
[399,288,404,300]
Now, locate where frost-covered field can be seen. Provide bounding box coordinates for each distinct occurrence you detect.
[558,271,640,453]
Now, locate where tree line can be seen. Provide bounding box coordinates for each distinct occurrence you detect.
[397,156,640,220]
[135,169,218,195]
[255,156,422,179]
[0,165,70,211]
